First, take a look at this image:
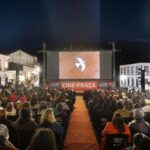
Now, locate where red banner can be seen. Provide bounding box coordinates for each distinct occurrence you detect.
[60,81,98,92]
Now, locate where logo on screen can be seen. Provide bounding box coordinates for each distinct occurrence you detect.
[75,57,86,72]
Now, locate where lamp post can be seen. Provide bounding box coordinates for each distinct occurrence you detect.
[112,42,116,88]
[109,42,121,89]
[38,43,47,87]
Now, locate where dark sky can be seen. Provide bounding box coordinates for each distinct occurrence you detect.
[0,0,100,51]
[101,0,150,42]
[0,0,150,54]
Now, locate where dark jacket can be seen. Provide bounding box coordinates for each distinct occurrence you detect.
[15,118,37,150]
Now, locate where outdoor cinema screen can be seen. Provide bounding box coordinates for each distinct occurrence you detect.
[59,51,100,79]
[46,50,112,80]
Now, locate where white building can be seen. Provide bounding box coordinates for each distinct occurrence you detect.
[8,49,37,66]
[120,63,150,91]
[0,54,9,85]
[7,50,40,86]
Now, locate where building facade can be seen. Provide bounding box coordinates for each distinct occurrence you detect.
[0,54,9,85]
[7,50,40,86]
[120,63,150,91]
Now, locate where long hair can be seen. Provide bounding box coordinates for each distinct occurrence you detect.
[112,113,125,133]
[40,108,56,124]
[28,128,57,150]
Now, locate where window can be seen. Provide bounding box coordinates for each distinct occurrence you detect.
[127,77,130,86]
[127,67,130,75]
[4,60,8,70]
[124,68,126,75]
[121,80,123,85]
[131,78,134,86]
[145,79,148,83]
[120,68,123,75]
[131,67,134,75]
[144,66,149,75]
[136,77,139,87]
[124,79,126,86]
[136,66,139,75]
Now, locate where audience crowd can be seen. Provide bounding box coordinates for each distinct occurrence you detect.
[1,82,150,150]
[83,89,150,149]
[0,83,76,150]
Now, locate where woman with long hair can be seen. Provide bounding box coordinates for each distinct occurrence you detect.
[39,108,64,150]
[100,113,131,149]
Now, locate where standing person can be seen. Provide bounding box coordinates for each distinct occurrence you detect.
[100,113,131,150]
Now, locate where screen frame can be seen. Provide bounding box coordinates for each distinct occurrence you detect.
[46,50,112,80]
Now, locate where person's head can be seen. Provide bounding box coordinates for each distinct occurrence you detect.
[39,101,48,112]
[30,97,38,106]
[6,102,14,112]
[20,108,31,120]
[117,100,124,109]
[11,90,15,94]
[112,113,125,133]
[22,101,31,109]
[133,103,141,109]
[28,128,57,150]
[127,101,133,110]
[133,109,144,120]
[40,108,56,124]
[56,103,63,112]
[133,133,150,150]
[102,102,108,110]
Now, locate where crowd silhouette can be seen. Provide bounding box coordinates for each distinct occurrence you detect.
[0,82,150,150]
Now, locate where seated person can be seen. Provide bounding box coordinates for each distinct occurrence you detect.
[0,123,19,150]
[128,109,150,137]
[39,108,64,149]
[38,101,48,115]
[7,90,17,102]
[14,108,37,150]
[5,102,17,116]
[0,107,16,145]
[100,113,131,150]
[113,100,131,118]
[132,133,150,150]
[26,128,57,150]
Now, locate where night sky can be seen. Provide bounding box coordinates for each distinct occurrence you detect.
[101,0,150,42]
[0,0,150,62]
[0,0,100,51]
